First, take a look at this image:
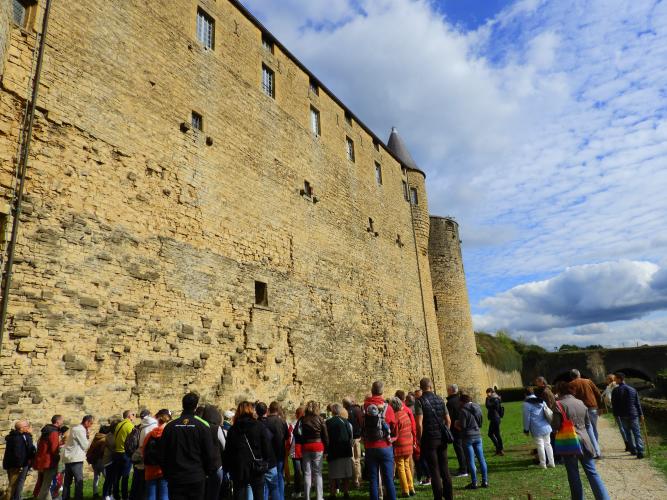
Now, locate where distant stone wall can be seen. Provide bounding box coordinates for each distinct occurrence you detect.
[481,364,523,391]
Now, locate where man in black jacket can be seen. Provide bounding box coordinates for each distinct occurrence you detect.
[445,385,467,477]
[3,419,35,500]
[159,393,216,500]
[342,397,364,488]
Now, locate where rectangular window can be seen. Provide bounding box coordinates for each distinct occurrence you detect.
[346,137,355,162]
[375,162,383,186]
[410,187,419,205]
[309,78,319,96]
[191,111,203,132]
[344,111,353,126]
[262,65,275,98]
[262,34,274,53]
[196,8,215,50]
[373,139,380,152]
[402,180,409,201]
[12,0,28,27]
[255,281,268,307]
[310,106,321,137]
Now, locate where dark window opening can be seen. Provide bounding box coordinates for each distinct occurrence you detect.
[434,295,438,311]
[368,218,374,232]
[303,180,313,197]
[255,281,268,307]
[191,111,203,132]
[309,78,319,96]
[402,181,409,201]
[262,34,274,53]
[410,187,419,205]
[346,137,355,162]
[310,106,321,137]
[396,234,404,248]
[373,139,380,151]
[344,111,352,125]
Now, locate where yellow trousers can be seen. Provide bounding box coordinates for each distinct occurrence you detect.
[395,455,414,495]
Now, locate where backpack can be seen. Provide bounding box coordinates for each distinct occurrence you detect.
[363,404,388,442]
[124,425,141,458]
[143,434,161,466]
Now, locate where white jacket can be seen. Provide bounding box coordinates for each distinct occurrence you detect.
[62,424,89,464]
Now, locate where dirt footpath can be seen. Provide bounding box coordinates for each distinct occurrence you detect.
[595,416,667,499]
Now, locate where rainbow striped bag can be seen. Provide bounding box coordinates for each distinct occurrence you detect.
[554,401,583,456]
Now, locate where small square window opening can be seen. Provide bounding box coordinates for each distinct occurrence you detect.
[191,112,203,132]
[344,111,353,126]
[262,64,275,98]
[310,106,321,137]
[346,137,355,162]
[255,281,268,307]
[196,8,215,50]
[309,78,319,96]
[375,162,383,186]
[262,34,274,53]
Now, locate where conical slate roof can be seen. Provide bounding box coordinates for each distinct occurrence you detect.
[387,127,418,170]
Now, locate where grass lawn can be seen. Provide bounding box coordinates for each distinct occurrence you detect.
[639,413,667,481]
[57,402,589,499]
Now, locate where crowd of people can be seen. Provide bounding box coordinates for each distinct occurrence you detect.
[1,371,646,500]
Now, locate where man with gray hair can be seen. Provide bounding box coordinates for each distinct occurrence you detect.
[62,415,94,500]
[446,385,467,477]
[2,419,35,500]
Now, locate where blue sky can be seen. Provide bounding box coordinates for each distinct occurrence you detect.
[240,0,667,349]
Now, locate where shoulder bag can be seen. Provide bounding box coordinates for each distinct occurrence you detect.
[554,401,583,456]
[244,433,269,475]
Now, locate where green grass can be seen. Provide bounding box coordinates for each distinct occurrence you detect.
[643,413,667,480]
[50,402,592,500]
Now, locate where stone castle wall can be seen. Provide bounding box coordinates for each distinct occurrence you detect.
[0,0,447,467]
[428,216,486,400]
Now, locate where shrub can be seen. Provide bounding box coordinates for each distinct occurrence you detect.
[475,332,522,373]
[496,387,527,402]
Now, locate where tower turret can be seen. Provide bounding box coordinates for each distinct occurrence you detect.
[428,216,485,399]
[387,128,446,391]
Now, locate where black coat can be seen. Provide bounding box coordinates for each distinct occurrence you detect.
[262,415,287,466]
[202,405,224,471]
[3,430,35,470]
[158,412,216,485]
[223,416,273,484]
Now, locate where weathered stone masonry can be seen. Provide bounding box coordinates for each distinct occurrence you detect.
[0,0,485,480]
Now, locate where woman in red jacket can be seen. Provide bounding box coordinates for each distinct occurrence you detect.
[391,398,416,497]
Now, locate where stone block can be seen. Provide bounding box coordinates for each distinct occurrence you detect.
[17,339,36,353]
[79,296,100,308]
[65,360,87,371]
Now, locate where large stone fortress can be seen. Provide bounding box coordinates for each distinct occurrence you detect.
[0,0,486,454]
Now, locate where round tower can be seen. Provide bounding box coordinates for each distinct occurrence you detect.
[428,216,485,400]
[387,128,446,391]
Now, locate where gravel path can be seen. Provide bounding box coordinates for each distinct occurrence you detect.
[595,416,667,499]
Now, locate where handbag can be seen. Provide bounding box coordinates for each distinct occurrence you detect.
[244,434,269,475]
[543,402,554,423]
[422,395,454,444]
[554,401,583,456]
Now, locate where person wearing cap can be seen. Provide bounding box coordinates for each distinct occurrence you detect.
[143,409,172,500]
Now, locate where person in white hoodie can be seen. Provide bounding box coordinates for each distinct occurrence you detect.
[129,410,158,500]
[62,415,94,500]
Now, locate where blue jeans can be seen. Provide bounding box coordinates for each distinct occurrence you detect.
[145,478,169,500]
[563,454,610,500]
[111,452,132,500]
[365,447,396,500]
[620,417,644,455]
[616,417,628,445]
[463,438,488,485]
[585,421,601,457]
[264,465,282,500]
